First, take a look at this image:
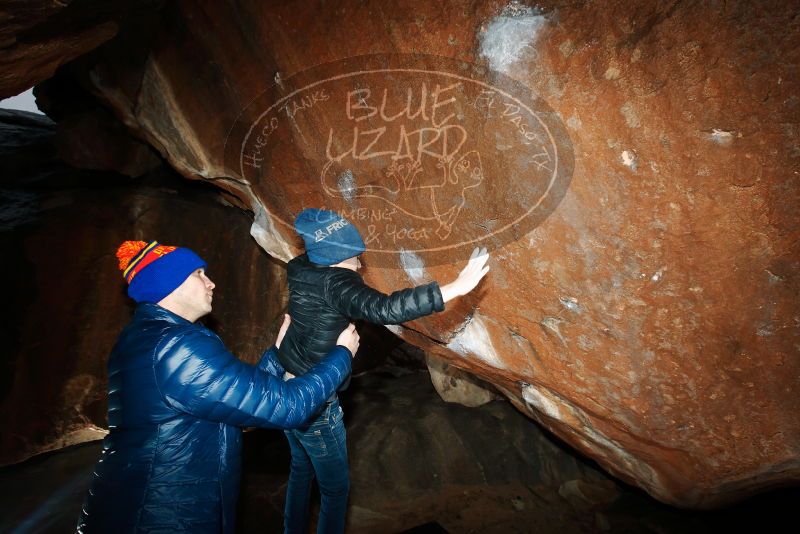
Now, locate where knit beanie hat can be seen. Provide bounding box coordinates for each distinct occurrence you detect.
[116,240,207,303]
[294,208,366,266]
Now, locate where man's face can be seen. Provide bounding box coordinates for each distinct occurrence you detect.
[338,256,361,271]
[166,268,215,321]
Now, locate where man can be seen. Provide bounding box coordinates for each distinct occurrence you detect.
[77,239,360,533]
[278,208,490,534]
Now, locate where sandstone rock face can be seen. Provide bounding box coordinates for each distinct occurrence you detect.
[0,0,164,100]
[51,108,162,177]
[11,0,800,506]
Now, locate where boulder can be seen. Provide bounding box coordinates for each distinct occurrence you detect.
[6,0,800,507]
[425,352,498,407]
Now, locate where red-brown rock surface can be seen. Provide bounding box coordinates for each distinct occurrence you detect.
[6,0,800,507]
[0,0,165,100]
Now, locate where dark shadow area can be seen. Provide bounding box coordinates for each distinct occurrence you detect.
[0,134,288,465]
[2,361,798,533]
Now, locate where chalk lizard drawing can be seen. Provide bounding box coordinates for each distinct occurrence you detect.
[321,146,484,240]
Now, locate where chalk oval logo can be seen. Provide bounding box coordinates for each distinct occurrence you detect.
[225,54,573,267]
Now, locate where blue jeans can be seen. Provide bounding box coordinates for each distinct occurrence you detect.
[283,399,349,534]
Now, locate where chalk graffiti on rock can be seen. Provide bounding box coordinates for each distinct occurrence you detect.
[242,116,279,169]
[323,82,484,240]
[226,55,574,267]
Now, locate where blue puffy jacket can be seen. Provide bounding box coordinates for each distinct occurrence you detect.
[76,303,351,533]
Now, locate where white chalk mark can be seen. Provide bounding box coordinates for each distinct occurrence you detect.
[479,2,547,75]
[399,248,427,284]
[708,129,734,145]
[541,316,567,345]
[621,150,638,171]
[337,169,357,202]
[651,266,665,282]
[447,313,503,368]
[521,383,562,420]
[250,203,294,262]
[559,296,581,313]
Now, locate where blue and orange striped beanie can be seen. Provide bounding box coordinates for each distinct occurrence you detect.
[116,240,206,303]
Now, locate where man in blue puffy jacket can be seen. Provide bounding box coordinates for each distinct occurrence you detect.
[76,239,360,533]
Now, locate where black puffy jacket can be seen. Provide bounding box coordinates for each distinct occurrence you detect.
[278,254,445,376]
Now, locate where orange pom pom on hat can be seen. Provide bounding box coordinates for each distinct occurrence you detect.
[116,240,206,303]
